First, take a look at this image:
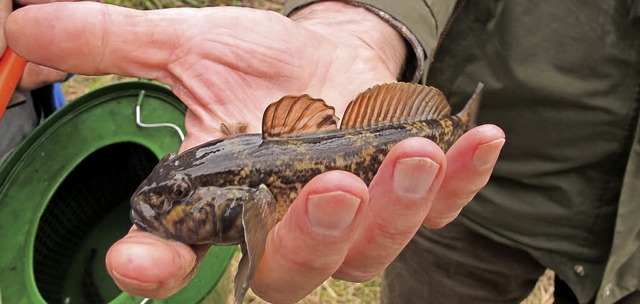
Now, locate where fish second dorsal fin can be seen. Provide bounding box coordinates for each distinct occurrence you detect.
[340,82,451,130]
[262,95,339,138]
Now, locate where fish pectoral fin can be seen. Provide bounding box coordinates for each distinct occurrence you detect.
[262,94,339,138]
[221,122,248,136]
[235,244,251,304]
[341,82,452,130]
[233,184,277,304]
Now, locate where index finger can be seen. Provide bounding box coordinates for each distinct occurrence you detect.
[5,2,183,78]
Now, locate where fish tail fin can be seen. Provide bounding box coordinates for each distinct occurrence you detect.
[457,83,483,129]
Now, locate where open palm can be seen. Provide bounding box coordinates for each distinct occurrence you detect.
[10,3,401,149]
[7,2,504,303]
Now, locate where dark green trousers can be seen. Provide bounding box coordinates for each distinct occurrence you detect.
[381,220,640,304]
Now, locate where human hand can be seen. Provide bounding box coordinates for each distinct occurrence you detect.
[0,0,67,91]
[6,1,505,303]
[7,1,407,149]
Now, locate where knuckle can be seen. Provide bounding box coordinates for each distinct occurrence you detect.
[424,218,448,229]
[454,192,477,207]
[439,180,484,210]
[282,247,342,273]
[332,268,380,282]
[464,177,490,195]
[274,231,345,273]
[424,210,461,229]
[280,253,340,277]
[370,215,419,247]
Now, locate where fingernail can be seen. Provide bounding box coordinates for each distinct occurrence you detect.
[473,138,505,167]
[393,157,440,198]
[111,269,159,290]
[308,191,361,236]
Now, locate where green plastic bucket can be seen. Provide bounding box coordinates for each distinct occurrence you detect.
[0,81,234,303]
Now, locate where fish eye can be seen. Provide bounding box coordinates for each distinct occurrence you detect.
[168,175,191,200]
[172,188,185,198]
[169,182,190,200]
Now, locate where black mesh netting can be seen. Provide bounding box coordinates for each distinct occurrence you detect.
[33,143,158,303]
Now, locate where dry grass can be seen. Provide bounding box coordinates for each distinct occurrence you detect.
[60,0,556,302]
[215,250,554,304]
[217,251,382,304]
[523,270,555,304]
[61,75,132,101]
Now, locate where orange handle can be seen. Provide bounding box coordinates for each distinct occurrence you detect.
[0,48,27,120]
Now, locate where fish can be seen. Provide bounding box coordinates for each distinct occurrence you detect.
[129,82,483,303]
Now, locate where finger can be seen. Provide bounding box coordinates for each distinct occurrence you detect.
[105,226,206,299]
[0,0,11,53]
[333,137,446,281]
[18,62,67,91]
[423,124,505,228]
[251,171,369,303]
[16,0,79,5]
[6,2,184,78]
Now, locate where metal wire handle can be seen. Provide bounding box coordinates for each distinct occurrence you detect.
[136,90,185,141]
[136,89,184,304]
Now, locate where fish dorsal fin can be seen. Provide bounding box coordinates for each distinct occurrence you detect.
[456,82,484,127]
[341,82,451,130]
[262,95,339,138]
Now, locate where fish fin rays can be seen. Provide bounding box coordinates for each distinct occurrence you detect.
[221,122,248,136]
[235,245,251,304]
[262,95,339,138]
[456,82,484,129]
[340,82,452,130]
[260,82,481,137]
[234,185,277,304]
[159,153,176,163]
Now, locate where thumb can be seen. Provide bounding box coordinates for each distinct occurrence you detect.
[6,2,182,78]
[105,227,202,299]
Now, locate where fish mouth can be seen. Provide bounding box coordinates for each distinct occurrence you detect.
[130,206,178,241]
[130,193,171,237]
[129,207,172,240]
[130,208,153,233]
[130,209,152,232]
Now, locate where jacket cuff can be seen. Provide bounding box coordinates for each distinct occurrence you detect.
[284,0,457,83]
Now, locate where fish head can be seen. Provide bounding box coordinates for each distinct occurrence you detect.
[130,154,249,245]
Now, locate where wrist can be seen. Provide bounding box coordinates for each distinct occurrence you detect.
[290,1,407,80]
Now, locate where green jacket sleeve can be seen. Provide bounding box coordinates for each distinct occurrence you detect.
[284,0,458,82]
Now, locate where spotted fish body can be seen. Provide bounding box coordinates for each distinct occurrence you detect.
[179,109,469,222]
[130,82,483,303]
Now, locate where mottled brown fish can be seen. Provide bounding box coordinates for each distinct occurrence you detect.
[130,82,483,303]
